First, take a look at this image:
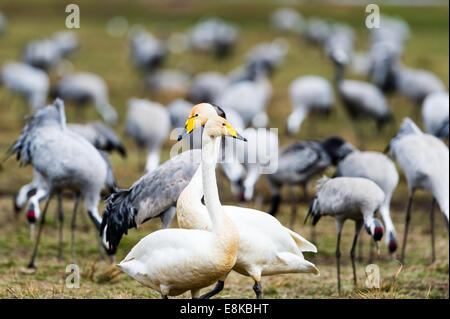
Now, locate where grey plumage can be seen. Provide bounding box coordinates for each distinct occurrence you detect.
[386,118,449,263]
[8,99,114,266]
[334,150,399,254]
[125,98,171,172]
[305,176,385,294]
[1,62,49,110]
[68,122,126,157]
[52,72,118,124]
[101,149,201,253]
[421,91,449,139]
[267,137,355,218]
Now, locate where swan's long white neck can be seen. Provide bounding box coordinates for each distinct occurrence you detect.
[201,131,223,232]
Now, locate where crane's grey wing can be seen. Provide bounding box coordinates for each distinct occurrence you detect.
[278,141,328,174]
[101,149,201,251]
[90,122,126,156]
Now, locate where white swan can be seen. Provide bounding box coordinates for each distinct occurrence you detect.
[117,116,242,298]
[177,103,319,299]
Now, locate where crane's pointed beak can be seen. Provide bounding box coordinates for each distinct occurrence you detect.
[376,241,381,257]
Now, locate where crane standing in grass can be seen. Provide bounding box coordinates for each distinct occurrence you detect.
[386,118,449,263]
[6,99,116,268]
[305,176,385,295]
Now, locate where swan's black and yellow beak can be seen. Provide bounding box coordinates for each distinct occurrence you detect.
[177,115,197,141]
[227,124,247,142]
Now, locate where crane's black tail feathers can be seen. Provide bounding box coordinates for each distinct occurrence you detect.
[101,189,136,252]
[304,197,321,226]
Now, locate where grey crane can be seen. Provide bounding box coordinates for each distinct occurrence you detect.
[1,62,49,111]
[270,7,304,34]
[330,48,392,145]
[52,72,118,124]
[421,91,449,140]
[67,121,126,157]
[101,149,201,254]
[386,118,449,263]
[125,98,171,172]
[129,30,166,74]
[305,176,385,295]
[189,17,238,58]
[187,71,229,105]
[7,99,115,268]
[14,120,124,215]
[286,75,334,136]
[334,150,399,257]
[267,136,355,227]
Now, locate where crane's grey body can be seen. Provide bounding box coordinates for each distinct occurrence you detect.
[53,72,118,124]
[334,150,399,253]
[129,30,166,73]
[287,75,334,135]
[421,92,449,139]
[101,149,201,253]
[1,62,49,110]
[395,66,446,106]
[387,118,449,263]
[188,72,229,104]
[68,122,126,156]
[126,98,170,172]
[306,176,385,294]
[9,99,114,267]
[267,137,355,222]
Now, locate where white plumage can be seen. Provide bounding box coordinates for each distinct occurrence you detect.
[118,117,241,298]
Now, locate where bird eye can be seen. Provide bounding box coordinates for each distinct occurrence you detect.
[195,114,199,117]
[222,123,226,126]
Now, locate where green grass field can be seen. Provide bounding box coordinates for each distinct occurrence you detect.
[0,0,448,298]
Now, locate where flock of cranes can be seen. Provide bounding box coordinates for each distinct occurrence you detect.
[0,6,448,298]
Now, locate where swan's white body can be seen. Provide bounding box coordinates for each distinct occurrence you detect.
[176,106,318,292]
[177,170,319,279]
[118,119,239,297]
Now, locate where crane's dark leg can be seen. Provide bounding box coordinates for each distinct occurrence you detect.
[351,222,363,287]
[71,194,80,265]
[358,234,364,262]
[57,193,64,261]
[27,194,52,269]
[289,186,298,228]
[253,281,262,299]
[199,281,225,299]
[401,194,414,264]
[430,198,436,263]
[336,225,343,295]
